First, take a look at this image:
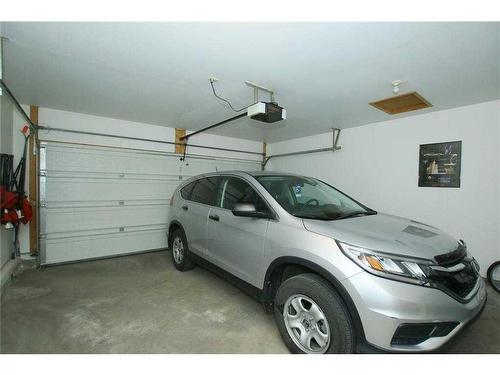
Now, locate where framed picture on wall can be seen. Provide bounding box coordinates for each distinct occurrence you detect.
[418,141,462,188]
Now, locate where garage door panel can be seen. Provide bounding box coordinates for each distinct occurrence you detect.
[40,142,261,265]
[44,178,177,202]
[42,223,167,240]
[40,227,168,265]
[46,199,170,208]
[43,205,169,234]
[44,145,179,175]
[45,170,181,180]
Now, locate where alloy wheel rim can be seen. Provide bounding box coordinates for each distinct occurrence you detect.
[172,237,184,264]
[283,294,331,354]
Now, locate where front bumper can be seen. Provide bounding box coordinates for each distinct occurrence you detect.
[343,272,487,352]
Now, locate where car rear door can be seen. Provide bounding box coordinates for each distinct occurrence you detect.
[206,176,270,287]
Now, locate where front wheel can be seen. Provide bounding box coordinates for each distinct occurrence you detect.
[169,228,195,271]
[274,273,355,354]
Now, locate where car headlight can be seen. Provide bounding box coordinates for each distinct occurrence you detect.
[337,241,433,285]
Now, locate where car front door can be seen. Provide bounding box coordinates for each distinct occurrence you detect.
[206,176,271,287]
[181,176,221,257]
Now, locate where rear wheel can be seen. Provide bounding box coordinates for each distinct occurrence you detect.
[169,228,195,271]
[274,273,355,354]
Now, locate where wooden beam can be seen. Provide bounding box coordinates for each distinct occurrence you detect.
[175,128,186,154]
[29,105,39,256]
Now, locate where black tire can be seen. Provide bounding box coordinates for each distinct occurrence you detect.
[169,228,195,271]
[274,273,355,354]
[487,261,500,293]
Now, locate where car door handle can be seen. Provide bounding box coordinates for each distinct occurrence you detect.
[209,214,220,222]
[181,205,188,211]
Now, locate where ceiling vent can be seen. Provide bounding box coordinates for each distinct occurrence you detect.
[369,92,432,115]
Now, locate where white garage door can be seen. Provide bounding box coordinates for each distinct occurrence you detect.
[39,142,261,265]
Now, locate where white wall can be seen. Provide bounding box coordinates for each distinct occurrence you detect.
[1,94,15,270]
[1,20,22,293]
[268,100,500,276]
[0,21,12,270]
[1,87,23,293]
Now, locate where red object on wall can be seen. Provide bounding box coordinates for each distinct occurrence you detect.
[21,125,30,136]
[20,197,33,224]
[1,187,33,225]
[1,210,20,225]
[0,186,18,209]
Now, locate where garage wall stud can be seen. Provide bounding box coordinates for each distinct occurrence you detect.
[175,128,187,154]
[29,105,39,256]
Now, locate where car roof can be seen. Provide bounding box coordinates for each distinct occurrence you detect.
[195,170,302,177]
[244,171,302,177]
[182,171,306,183]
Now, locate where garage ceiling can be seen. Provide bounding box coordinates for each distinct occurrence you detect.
[2,22,499,142]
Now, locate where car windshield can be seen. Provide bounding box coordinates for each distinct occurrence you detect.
[255,175,375,221]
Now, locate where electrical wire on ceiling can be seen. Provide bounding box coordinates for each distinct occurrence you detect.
[210,80,257,113]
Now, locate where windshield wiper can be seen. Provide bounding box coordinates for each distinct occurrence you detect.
[337,210,377,220]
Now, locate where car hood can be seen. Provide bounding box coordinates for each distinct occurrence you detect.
[302,213,459,261]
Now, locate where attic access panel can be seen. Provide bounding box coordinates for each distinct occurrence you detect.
[370,92,432,115]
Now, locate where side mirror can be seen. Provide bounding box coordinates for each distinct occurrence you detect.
[232,203,272,219]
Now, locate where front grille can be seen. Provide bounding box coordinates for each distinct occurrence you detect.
[427,259,479,300]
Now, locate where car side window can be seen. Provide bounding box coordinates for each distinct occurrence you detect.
[221,177,268,212]
[190,177,221,206]
[180,180,196,200]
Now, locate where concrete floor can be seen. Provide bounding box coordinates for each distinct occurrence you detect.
[1,251,499,353]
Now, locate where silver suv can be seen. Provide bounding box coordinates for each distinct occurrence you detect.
[167,171,486,353]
